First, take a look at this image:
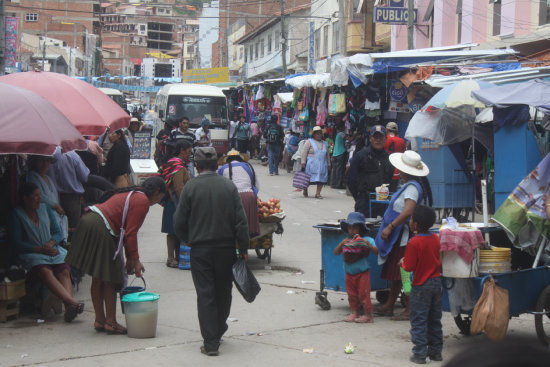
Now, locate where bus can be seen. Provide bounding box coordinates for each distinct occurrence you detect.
[98,87,126,110]
[154,83,229,155]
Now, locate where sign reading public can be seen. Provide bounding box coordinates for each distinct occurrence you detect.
[374,7,418,24]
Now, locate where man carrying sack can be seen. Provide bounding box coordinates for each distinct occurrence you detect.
[174,147,250,356]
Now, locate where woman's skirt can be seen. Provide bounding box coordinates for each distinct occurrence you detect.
[239,191,260,237]
[161,199,177,235]
[380,243,407,281]
[65,212,123,287]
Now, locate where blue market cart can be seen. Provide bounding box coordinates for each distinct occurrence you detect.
[313,223,404,310]
[442,266,550,346]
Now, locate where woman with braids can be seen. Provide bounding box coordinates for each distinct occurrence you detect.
[373,151,433,321]
[65,176,166,334]
[218,149,260,237]
[158,140,192,268]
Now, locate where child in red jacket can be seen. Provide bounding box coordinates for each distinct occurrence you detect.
[400,205,442,364]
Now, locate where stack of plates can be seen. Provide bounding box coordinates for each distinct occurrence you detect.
[479,247,512,273]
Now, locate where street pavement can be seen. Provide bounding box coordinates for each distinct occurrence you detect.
[0,161,539,367]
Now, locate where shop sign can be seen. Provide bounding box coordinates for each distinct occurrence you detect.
[374,7,417,24]
[408,102,423,113]
[389,81,408,102]
[181,67,229,84]
[389,0,404,7]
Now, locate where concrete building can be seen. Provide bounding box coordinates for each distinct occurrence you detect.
[199,1,220,68]
[238,5,310,81]
[182,18,200,70]
[227,18,246,80]
[391,0,550,56]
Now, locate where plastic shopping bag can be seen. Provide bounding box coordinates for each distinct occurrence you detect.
[329,93,346,114]
[470,277,509,340]
[232,258,261,303]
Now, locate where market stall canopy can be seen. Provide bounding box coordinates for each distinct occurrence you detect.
[423,80,494,111]
[274,92,294,104]
[471,79,550,109]
[0,71,129,135]
[0,83,87,155]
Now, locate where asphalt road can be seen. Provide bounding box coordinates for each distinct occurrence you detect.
[0,161,541,366]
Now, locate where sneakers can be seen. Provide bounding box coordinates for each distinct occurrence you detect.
[429,353,443,362]
[200,346,219,356]
[409,354,427,364]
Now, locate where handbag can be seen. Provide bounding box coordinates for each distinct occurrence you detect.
[232,258,261,303]
[293,171,311,190]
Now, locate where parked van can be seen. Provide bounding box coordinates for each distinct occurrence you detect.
[154,83,229,155]
[98,87,126,110]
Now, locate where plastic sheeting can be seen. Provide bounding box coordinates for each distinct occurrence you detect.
[405,106,476,145]
[274,92,294,104]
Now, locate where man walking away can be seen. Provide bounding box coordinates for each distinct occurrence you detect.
[330,123,348,189]
[173,147,250,356]
[264,116,284,175]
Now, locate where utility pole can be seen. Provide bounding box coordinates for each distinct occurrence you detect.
[407,0,414,50]
[338,0,346,56]
[0,0,6,75]
[280,0,287,77]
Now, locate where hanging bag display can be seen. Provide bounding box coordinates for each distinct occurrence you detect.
[329,93,346,114]
[299,107,309,122]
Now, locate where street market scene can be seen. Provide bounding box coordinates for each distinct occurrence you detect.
[2,0,550,366]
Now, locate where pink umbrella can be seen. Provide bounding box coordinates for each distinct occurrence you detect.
[0,83,87,155]
[0,71,129,136]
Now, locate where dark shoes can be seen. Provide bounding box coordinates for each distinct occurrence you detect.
[429,353,443,362]
[409,354,427,364]
[64,302,84,322]
[200,346,219,356]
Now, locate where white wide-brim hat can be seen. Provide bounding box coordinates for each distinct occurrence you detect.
[389,150,430,177]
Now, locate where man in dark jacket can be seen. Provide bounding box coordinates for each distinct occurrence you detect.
[173,147,249,356]
[263,116,284,175]
[347,125,393,217]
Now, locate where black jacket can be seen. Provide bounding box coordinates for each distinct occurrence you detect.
[347,145,393,199]
[103,140,130,182]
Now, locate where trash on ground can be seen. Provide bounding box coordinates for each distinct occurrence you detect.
[301,280,316,284]
[295,272,303,275]
[227,317,238,322]
[264,266,272,270]
[145,347,157,350]
[257,332,263,336]
[244,331,256,336]
[36,319,45,324]
[302,348,314,354]
[21,354,29,359]
[286,290,295,294]
[344,342,355,354]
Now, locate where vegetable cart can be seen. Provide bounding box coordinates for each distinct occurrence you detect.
[443,265,550,346]
[250,220,284,264]
[313,222,405,310]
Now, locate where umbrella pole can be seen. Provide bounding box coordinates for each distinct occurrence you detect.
[471,124,476,222]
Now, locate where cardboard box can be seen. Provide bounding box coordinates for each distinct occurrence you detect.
[0,279,26,301]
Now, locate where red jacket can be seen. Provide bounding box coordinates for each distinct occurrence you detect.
[402,233,441,286]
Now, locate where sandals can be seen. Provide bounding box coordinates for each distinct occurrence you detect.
[94,321,105,332]
[64,302,84,323]
[391,313,410,321]
[166,259,179,268]
[105,322,128,335]
[315,195,324,199]
[373,307,394,317]
[355,315,374,323]
[344,313,358,322]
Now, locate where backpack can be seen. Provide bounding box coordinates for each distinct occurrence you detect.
[266,125,279,144]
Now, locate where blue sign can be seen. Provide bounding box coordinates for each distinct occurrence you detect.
[374,7,417,24]
[389,81,408,102]
[389,0,404,7]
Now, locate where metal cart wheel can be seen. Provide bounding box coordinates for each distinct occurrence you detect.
[376,290,389,304]
[454,314,472,335]
[534,285,550,347]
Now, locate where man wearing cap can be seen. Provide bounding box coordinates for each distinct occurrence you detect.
[173,147,249,357]
[347,125,394,218]
[195,117,212,147]
[384,122,407,192]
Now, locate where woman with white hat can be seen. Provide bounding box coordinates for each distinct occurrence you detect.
[301,126,331,199]
[373,150,432,320]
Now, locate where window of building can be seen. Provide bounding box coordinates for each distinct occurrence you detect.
[260,38,265,58]
[187,45,194,54]
[323,25,329,56]
[492,0,501,36]
[255,42,259,59]
[540,0,550,25]
[332,21,340,54]
[186,60,193,70]
[239,46,243,60]
[25,13,38,22]
[275,32,280,51]
[267,34,272,54]
[314,29,320,59]
[250,45,254,61]
[245,47,248,62]
[351,0,362,21]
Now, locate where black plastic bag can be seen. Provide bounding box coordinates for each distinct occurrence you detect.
[232,258,261,303]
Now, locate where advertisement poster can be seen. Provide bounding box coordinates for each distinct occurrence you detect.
[5,17,18,68]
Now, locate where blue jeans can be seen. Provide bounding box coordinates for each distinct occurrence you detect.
[410,277,443,358]
[267,143,281,174]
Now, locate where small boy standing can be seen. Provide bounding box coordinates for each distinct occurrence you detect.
[334,212,378,323]
[400,205,442,364]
